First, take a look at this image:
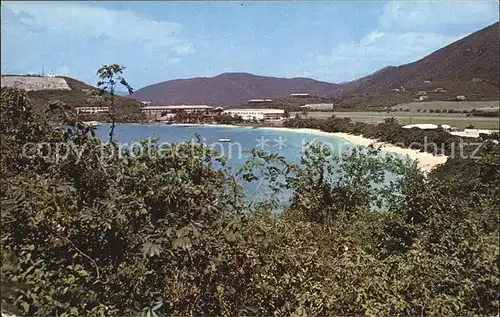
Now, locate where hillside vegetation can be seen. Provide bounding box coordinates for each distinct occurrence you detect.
[1,88,498,316]
[8,76,144,122]
[131,72,341,106]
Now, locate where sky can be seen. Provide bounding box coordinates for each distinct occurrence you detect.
[1,1,498,89]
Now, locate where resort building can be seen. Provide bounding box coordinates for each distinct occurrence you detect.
[75,106,109,114]
[402,123,440,130]
[248,99,273,103]
[290,93,311,97]
[223,109,285,121]
[141,105,217,117]
[301,103,334,110]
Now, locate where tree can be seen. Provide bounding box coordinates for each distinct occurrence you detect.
[1,87,498,316]
[97,64,133,144]
[283,109,290,121]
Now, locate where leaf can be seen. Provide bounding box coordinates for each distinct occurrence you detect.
[142,242,162,257]
[21,301,30,313]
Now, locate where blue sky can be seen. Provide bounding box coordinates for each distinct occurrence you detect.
[1,1,498,89]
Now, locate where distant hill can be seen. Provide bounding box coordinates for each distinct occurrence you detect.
[130,72,341,106]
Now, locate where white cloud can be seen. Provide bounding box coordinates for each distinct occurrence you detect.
[1,2,194,87]
[306,31,463,82]
[306,0,498,82]
[379,1,499,32]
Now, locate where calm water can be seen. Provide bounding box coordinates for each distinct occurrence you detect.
[95,123,354,165]
[94,124,359,207]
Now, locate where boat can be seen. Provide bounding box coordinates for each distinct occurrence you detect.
[218,138,232,142]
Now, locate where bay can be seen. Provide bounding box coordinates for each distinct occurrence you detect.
[94,123,357,207]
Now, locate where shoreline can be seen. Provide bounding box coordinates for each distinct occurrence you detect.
[100,122,449,172]
[197,124,449,172]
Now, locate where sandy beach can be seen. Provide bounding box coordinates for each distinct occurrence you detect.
[195,124,449,172]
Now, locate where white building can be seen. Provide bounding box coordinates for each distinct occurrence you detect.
[75,106,109,114]
[402,123,439,130]
[248,99,273,103]
[141,105,215,117]
[301,103,334,110]
[290,93,311,97]
[223,108,284,121]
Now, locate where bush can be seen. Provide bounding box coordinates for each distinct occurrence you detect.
[1,88,498,316]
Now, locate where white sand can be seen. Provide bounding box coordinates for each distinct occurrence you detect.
[172,124,449,172]
[260,127,448,172]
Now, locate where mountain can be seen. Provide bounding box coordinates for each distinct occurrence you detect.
[131,73,341,106]
[131,22,498,109]
[342,22,499,97]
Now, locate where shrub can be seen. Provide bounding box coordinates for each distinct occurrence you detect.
[1,88,498,316]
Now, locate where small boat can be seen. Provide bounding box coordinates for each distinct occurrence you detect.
[218,138,232,142]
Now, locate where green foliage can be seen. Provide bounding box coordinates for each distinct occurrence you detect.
[284,115,479,156]
[1,87,498,316]
[96,64,134,144]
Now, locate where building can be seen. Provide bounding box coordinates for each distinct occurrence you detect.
[141,101,152,105]
[223,109,284,121]
[301,103,333,110]
[290,93,311,97]
[75,106,109,114]
[141,105,215,117]
[248,99,273,103]
[402,123,439,130]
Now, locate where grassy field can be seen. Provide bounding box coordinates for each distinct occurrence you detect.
[391,100,499,111]
[292,111,500,130]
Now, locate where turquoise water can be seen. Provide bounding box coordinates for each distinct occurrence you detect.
[94,124,357,205]
[95,123,354,166]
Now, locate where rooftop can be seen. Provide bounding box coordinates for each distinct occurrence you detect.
[141,105,212,110]
[224,108,284,113]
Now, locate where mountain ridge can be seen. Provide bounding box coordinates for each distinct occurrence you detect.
[131,72,341,106]
[131,22,498,107]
